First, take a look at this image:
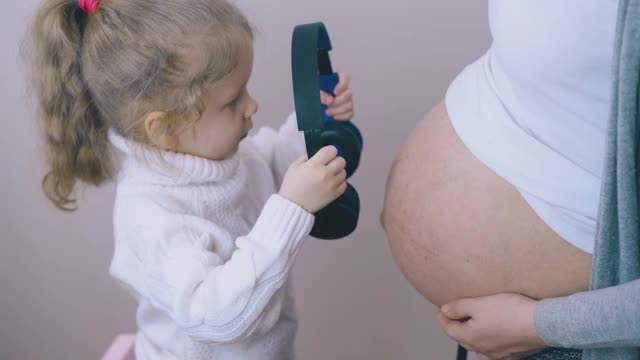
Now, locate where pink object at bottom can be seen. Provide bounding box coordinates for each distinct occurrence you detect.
[102,334,136,360]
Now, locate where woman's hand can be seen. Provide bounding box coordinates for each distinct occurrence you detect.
[438,293,549,360]
[320,72,354,121]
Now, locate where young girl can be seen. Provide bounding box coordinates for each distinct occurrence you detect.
[26,0,355,358]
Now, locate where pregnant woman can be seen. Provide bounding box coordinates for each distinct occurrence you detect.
[382,1,639,359]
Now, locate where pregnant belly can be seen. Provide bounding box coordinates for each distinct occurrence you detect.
[382,101,592,307]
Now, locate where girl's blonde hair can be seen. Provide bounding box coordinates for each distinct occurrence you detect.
[24,0,253,210]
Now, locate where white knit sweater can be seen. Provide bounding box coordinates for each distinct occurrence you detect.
[108,113,314,360]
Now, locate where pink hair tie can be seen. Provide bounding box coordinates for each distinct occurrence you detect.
[79,0,100,14]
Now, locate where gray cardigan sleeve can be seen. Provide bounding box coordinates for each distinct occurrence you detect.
[534,278,640,349]
[535,0,640,354]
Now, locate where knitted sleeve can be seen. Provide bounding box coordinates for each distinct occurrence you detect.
[250,112,307,187]
[110,194,313,343]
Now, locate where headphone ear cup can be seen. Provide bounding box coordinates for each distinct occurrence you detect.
[320,122,363,178]
[310,183,360,239]
[342,121,363,151]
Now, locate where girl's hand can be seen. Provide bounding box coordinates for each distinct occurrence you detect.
[279,145,347,213]
[320,72,354,121]
[438,293,548,360]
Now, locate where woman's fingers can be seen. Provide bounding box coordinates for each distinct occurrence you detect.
[441,297,478,320]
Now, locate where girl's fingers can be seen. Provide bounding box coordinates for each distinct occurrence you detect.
[330,89,352,108]
[310,146,338,165]
[326,156,347,174]
[320,90,334,105]
[326,101,353,118]
[334,72,350,95]
[333,111,354,121]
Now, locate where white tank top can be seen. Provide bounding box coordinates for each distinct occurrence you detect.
[445,0,619,253]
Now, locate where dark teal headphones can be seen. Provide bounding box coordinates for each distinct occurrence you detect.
[291,22,363,240]
[291,22,466,360]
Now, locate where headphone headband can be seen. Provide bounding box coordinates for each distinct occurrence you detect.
[292,22,333,133]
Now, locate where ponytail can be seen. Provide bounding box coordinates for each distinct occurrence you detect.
[26,0,111,211]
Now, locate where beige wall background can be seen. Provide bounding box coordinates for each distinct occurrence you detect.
[1,1,490,359]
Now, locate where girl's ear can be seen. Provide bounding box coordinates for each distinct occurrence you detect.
[143,111,179,149]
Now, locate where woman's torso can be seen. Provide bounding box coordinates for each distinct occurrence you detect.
[382,0,618,305]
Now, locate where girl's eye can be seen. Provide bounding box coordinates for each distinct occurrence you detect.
[227,97,239,108]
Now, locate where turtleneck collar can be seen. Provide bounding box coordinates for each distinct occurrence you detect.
[108,129,241,186]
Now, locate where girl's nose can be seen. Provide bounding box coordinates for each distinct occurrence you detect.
[245,96,258,119]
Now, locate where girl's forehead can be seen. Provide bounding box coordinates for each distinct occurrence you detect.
[202,43,254,97]
[224,49,254,85]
